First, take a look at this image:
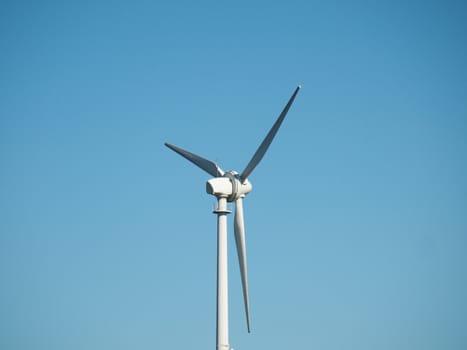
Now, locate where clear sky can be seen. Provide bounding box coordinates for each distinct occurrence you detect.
[1,1,467,349]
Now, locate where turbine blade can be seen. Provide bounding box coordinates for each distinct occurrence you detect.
[240,85,301,182]
[234,197,251,333]
[165,143,224,177]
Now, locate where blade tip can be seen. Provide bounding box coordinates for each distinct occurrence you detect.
[164,143,175,151]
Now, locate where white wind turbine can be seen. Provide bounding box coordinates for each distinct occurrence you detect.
[165,85,301,350]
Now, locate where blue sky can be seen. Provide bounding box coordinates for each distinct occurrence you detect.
[1,1,467,349]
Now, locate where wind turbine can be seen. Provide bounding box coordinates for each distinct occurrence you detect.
[165,85,301,350]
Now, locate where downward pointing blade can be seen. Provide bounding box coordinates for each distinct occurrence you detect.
[234,197,251,333]
[240,85,301,182]
[165,143,224,177]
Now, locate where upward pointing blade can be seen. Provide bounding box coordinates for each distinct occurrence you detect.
[165,143,224,177]
[240,85,301,182]
[234,197,251,333]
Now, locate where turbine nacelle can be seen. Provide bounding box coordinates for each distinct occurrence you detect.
[206,172,252,202]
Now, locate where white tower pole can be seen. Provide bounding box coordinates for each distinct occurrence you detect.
[214,196,230,350]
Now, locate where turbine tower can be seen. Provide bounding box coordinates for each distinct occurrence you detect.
[165,85,301,350]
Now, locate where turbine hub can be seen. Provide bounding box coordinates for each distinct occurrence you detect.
[225,171,252,202]
[206,171,252,202]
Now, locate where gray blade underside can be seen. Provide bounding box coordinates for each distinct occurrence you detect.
[240,85,301,182]
[165,143,224,177]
